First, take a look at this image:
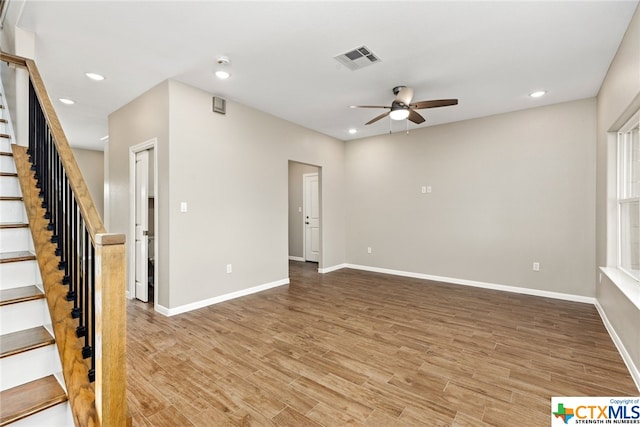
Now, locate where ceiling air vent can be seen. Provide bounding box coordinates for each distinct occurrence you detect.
[334,45,381,71]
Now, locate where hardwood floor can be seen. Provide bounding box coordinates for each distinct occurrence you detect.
[126,261,638,426]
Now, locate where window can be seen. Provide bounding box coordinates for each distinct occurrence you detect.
[618,112,640,281]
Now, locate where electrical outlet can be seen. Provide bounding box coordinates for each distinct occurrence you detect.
[367,247,372,254]
[532,262,540,271]
[226,264,232,274]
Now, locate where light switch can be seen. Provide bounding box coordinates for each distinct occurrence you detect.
[421,186,427,194]
[180,202,188,213]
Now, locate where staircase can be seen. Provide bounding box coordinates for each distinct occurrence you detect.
[0,98,72,425]
[0,52,128,426]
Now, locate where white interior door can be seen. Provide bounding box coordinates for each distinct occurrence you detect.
[303,173,320,262]
[135,150,149,302]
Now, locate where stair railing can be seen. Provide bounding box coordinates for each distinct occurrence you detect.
[1,52,127,426]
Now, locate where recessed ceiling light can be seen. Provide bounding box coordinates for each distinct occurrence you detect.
[85,72,105,81]
[348,128,357,135]
[215,70,231,80]
[59,98,75,105]
[529,90,547,98]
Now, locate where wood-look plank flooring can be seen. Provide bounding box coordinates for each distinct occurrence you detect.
[127,261,638,426]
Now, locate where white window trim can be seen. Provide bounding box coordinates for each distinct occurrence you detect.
[616,110,640,283]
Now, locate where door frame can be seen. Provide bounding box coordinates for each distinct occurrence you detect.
[129,138,158,305]
[302,171,321,263]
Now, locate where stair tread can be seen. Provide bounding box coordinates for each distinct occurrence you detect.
[0,118,7,123]
[0,285,44,307]
[0,326,54,358]
[0,172,17,177]
[0,251,36,263]
[0,196,22,201]
[0,223,29,229]
[0,134,9,139]
[0,375,67,425]
[0,152,12,156]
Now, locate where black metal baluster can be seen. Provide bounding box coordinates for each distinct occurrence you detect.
[73,213,86,324]
[44,131,53,223]
[56,173,66,260]
[88,241,95,383]
[70,213,81,318]
[27,81,34,159]
[39,129,47,208]
[82,228,91,358]
[50,150,59,246]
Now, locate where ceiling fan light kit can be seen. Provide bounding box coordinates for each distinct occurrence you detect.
[351,85,458,126]
[389,107,410,121]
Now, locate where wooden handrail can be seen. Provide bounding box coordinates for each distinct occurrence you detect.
[2,51,128,426]
[0,51,27,67]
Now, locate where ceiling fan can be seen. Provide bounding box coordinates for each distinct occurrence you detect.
[351,86,458,125]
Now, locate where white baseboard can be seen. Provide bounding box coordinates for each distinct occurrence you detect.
[594,301,640,392]
[288,256,305,262]
[154,278,290,317]
[318,263,347,274]
[343,264,596,304]
[153,304,171,316]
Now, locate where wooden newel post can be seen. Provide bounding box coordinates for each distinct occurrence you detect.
[94,233,127,426]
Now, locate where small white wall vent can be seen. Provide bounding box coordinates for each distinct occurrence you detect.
[334,45,381,71]
[212,96,226,115]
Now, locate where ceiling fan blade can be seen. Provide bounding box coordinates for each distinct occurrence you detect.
[410,99,458,110]
[394,87,414,105]
[366,111,390,125]
[350,105,391,109]
[408,109,425,124]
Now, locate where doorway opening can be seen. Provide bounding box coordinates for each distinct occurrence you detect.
[129,139,158,305]
[288,161,322,272]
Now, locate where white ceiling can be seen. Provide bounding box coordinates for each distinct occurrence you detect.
[10,0,640,151]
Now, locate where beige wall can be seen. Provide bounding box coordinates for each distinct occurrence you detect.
[595,5,640,380]
[288,161,319,259]
[109,80,345,310]
[167,80,344,308]
[72,148,104,219]
[107,81,170,306]
[345,98,597,297]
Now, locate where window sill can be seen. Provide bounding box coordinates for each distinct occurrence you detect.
[600,267,640,311]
